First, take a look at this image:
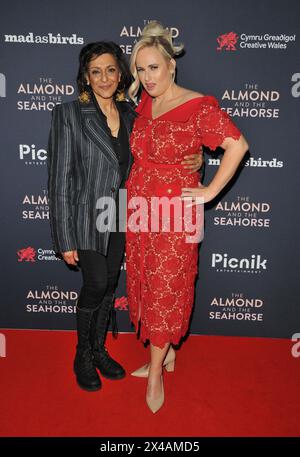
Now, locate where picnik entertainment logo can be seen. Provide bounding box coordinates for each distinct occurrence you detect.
[211,253,268,273]
[19,144,47,166]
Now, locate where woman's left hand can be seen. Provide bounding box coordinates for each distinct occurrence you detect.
[181,183,216,204]
[181,151,203,174]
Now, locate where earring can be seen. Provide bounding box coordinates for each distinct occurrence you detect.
[115,90,126,101]
[115,82,126,102]
[79,91,90,103]
[78,82,91,104]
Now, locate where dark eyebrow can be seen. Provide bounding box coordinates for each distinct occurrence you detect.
[89,65,117,70]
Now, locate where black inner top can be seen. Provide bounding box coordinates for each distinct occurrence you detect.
[92,94,130,188]
[110,115,129,187]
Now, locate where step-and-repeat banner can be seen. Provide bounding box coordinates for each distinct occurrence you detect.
[1,0,299,338]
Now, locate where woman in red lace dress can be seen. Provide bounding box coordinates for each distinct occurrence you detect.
[126,21,249,413]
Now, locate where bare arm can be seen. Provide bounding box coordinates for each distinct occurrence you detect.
[181,134,249,202]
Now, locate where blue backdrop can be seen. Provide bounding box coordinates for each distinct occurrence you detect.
[1,0,299,338]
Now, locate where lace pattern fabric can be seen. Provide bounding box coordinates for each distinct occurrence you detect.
[126,92,241,348]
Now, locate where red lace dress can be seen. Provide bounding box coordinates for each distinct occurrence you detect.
[126,91,241,348]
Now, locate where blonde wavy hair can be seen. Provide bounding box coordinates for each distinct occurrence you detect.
[128,21,184,103]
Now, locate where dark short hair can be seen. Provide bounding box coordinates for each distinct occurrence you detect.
[76,41,132,95]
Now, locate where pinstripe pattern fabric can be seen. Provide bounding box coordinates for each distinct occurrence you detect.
[47,98,136,255]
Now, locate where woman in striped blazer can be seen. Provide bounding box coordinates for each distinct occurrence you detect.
[47,41,203,392]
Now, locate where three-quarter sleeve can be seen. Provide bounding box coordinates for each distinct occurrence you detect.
[197,97,241,150]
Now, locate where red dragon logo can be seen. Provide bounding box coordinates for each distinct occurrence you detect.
[217,32,239,51]
[114,296,128,311]
[17,246,36,262]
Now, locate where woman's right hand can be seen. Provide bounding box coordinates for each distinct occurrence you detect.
[62,250,79,266]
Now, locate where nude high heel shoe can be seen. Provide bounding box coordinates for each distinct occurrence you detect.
[131,347,176,378]
[146,375,164,413]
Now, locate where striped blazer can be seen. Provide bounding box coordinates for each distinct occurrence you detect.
[47,97,136,255]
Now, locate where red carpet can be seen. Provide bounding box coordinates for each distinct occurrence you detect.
[0,330,299,437]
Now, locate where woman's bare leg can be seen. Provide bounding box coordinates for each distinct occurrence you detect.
[147,342,169,401]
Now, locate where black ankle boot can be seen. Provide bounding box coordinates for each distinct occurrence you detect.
[92,295,125,380]
[74,306,102,391]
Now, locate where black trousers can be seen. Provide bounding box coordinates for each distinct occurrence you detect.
[77,231,125,310]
